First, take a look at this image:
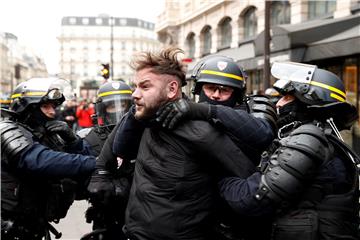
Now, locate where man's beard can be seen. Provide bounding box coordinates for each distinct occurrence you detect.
[134,91,168,120]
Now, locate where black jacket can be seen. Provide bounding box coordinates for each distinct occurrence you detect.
[124,120,256,240]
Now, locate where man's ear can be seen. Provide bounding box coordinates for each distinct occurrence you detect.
[167,80,180,99]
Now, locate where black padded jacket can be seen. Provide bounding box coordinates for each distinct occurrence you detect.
[124,120,256,240]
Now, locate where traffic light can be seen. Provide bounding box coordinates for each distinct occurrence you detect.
[101,63,110,80]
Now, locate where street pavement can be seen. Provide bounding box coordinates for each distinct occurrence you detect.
[55,200,92,240]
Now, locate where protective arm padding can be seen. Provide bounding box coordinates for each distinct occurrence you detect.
[0,120,33,166]
[248,95,278,132]
[255,124,332,202]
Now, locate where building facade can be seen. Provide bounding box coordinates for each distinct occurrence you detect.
[0,32,48,96]
[58,15,160,100]
[156,0,360,152]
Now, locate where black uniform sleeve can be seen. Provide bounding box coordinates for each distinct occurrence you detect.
[210,105,274,151]
[218,172,276,217]
[113,108,145,161]
[177,121,257,178]
[18,143,96,178]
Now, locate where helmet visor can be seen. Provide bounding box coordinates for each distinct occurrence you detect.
[96,95,132,125]
[47,78,74,100]
[271,62,317,94]
[22,78,74,101]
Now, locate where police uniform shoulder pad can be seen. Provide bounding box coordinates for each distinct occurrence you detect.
[255,124,333,202]
[0,120,33,166]
[280,123,330,163]
[247,95,278,131]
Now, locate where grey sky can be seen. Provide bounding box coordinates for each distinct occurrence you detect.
[0,0,165,74]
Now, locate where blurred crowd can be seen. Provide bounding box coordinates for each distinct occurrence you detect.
[56,99,95,132]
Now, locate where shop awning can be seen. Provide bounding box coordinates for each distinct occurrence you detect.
[303,24,360,61]
[187,14,360,74]
[242,14,360,70]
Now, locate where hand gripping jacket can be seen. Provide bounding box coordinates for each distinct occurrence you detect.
[255,123,331,202]
[246,95,278,133]
[0,120,33,167]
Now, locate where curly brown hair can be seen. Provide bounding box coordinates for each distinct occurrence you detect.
[130,47,186,86]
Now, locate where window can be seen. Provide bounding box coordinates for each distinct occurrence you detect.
[244,7,257,38]
[308,0,336,20]
[351,0,360,14]
[120,19,127,25]
[271,1,291,26]
[201,26,212,56]
[69,18,76,24]
[186,33,196,59]
[343,58,358,107]
[96,18,103,25]
[219,17,232,49]
[82,18,89,25]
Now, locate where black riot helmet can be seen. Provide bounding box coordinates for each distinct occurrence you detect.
[192,56,247,105]
[10,77,73,115]
[271,62,358,130]
[95,81,133,126]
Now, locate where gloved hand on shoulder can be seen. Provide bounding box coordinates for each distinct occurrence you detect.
[156,99,211,129]
[45,120,78,143]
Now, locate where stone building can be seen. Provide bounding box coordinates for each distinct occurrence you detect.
[156,0,360,152]
[0,32,48,95]
[58,15,160,99]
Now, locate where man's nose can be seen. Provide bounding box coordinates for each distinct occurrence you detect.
[211,89,221,99]
[132,88,140,99]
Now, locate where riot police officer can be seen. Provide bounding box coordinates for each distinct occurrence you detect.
[219,62,360,240]
[1,78,96,240]
[157,55,277,165]
[79,81,133,240]
[78,80,133,155]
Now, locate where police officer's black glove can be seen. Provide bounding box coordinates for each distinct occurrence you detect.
[87,129,118,206]
[45,120,78,143]
[156,99,211,129]
[87,165,115,207]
